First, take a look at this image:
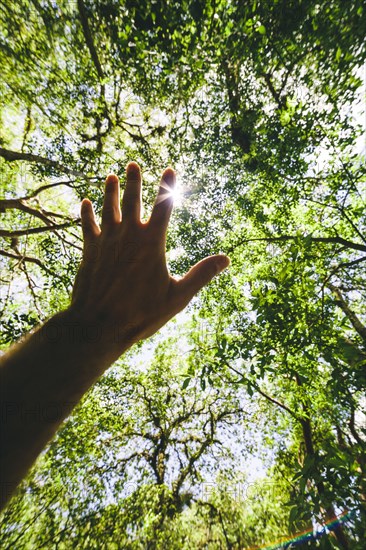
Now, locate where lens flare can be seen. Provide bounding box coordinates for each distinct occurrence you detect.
[249,509,355,549]
[156,178,182,206]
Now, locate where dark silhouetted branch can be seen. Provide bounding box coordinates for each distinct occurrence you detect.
[0,220,79,238]
[0,147,86,179]
[228,235,366,254]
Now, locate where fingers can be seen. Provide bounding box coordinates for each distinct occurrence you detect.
[174,255,230,306]
[122,162,142,223]
[101,174,121,229]
[81,199,100,243]
[148,168,176,234]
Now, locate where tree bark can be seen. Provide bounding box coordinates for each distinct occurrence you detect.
[296,374,350,548]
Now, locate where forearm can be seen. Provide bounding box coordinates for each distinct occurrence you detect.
[0,308,132,510]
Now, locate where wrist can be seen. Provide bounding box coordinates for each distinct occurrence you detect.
[60,306,140,366]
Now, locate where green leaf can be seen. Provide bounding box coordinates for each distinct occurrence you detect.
[289,506,298,525]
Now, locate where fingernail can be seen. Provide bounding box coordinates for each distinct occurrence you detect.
[106,173,119,184]
[216,256,231,273]
[126,162,140,173]
[162,168,176,186]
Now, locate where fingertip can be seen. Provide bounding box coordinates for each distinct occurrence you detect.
[81,198,92,215]
[215,255,231,273]
[162,167,176,185]
[126,162,141,175]
[105,173,119,185]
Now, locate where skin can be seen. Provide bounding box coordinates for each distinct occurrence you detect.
[0,162,230,511]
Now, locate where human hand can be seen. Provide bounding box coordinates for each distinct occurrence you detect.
[70,162,230,360]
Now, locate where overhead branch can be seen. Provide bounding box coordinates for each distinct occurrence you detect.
[327,283,366,343]
[20,178,100,200]
[0,147,87,180]
[118,122,151,147]
[349,403,365,445]
[194,500,232,548]
[3,488,63,550]
[323,256,366,286]
[77,0,104,81]
[337,208,366,244]
[0,220,79,238]
[21,105,32,153]
[174,437,212,495]
[222,59,251,153]
[77,0,111,144]
[302,196,366,244]
[5,81,70,134]
[14,243,43,316]
[225,361,300,420]
[0,249,59,279]
[255,385,300,421]
[0,198,56,226]
[93,451,147,476]
[137,381,162,428]
[25,180,78,199]
[317,125,364,202]
[263,72,285,109]
[53,230,83,252]
[227,234,366,254]
[294,374,350,548]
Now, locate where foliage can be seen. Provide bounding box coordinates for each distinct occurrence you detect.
[1,0,365,547]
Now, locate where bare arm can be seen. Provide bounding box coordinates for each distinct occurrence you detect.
[0,163,229,510]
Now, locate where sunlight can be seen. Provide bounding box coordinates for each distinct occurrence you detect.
[156,177,182,207]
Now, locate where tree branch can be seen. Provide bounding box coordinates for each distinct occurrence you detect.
[0,147,87,180]
[255,385,300,421]
[24,180,79,199]
[225,362,300,420]
[0,220,79,238]
[0,249,61,279]
[323,256,366,286]
[327,283,366,343]
[263,72,285,109]
[14,244,43,316]
[227,235,366,254]
[0,198,57,226]
[349,402,365,445]
[221,59,251,153]
[77,0,104,81]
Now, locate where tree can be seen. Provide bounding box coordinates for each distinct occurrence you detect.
[1,0,365,547]
[0,340,251,548]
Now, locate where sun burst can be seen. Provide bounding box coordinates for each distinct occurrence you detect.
[156,178,182,206]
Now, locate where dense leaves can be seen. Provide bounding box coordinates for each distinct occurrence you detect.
[0,0,365,547]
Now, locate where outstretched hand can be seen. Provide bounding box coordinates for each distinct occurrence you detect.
[0,163,230,510]
[71,163,229,357]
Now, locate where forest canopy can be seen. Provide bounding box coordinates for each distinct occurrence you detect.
[0,0,365,548]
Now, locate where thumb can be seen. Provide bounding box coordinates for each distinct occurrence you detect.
[176,255,230,305]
